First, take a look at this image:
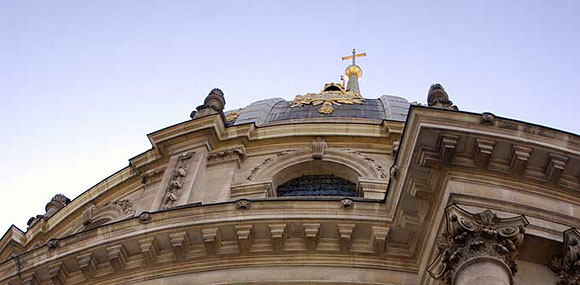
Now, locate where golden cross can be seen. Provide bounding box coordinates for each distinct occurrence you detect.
[342,49,366,65]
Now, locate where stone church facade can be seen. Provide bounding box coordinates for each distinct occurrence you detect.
[1,53,579,285]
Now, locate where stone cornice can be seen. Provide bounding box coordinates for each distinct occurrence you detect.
[0,199,401,284]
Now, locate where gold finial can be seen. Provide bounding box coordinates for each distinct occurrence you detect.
[342,48,367,65]
[342,49,366,78]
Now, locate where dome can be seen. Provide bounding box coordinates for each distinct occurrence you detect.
[224,95,410,127]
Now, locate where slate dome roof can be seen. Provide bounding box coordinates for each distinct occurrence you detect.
[225,95,410,127]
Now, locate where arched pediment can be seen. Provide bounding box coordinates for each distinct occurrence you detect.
[249,148,385,184]
[67,200,135,235]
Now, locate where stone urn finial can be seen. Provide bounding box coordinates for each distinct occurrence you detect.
[427,83,457,110]
[44,194,71,219]
[191,88,226,119]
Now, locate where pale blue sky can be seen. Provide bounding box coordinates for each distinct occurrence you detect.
[1,0,579,231]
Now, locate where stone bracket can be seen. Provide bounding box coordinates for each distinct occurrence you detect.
[106,244,128,272]
[235,225,254,253]
[338,223,355,253]
[138,237,160,266]
[269,224,287,252]
[202,227,221,255]
[510,145,532,176]
[169,231,191,260]
[77,252,97,280]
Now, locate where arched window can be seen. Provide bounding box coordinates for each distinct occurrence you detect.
[272,160,360,197]
[277,174,356,197]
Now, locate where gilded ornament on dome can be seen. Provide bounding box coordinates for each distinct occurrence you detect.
[290,83,364,114]
[225,109,242,122]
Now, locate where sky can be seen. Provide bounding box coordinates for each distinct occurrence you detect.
[1,0,579,232]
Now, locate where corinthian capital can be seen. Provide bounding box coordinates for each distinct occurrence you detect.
[550,228,580,285]
[427,205,528,284]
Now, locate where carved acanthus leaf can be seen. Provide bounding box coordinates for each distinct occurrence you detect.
[427,205,528,284]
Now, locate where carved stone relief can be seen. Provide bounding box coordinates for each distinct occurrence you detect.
[246,150,297,181]
[161,151,193,209]
[427,205,528,284]
[338,148,388,179]
[207,145,246,167]
[550,228,580,285]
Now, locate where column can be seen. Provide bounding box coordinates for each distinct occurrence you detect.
[427,205,528,285]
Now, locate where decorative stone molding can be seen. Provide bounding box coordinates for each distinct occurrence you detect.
[207,145,246,167]
[427,205,528,284]
[246,150,297,181]
[161,151,193,209]
[312,137,327,159]
[357,178,388,199]
[230,181,274,199]
[73,200,134,233]
[339,148,388,179]
[549,228,580,285]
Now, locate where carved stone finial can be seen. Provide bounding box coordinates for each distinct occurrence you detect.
[191,88,226,119]
[427,83,457,110]
[41,194,71,220]
[427,205,528,284]
[549,228,580,285]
